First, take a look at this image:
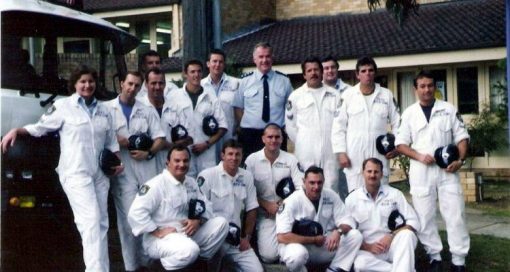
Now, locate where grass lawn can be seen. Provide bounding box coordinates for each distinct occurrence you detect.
[415,231,510,272]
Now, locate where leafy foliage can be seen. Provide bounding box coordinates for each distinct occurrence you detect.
[367,0,419,25]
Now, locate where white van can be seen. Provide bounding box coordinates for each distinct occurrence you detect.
[1,0,138,216]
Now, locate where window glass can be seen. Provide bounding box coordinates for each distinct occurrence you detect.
[430,69,447,101]
[135,21,150,54]
[156,20,171,58]
[457,67,479,114]
[397,71,415,111]
[489,65,506,112]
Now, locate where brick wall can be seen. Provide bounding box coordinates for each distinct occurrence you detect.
[222,0,276,36]
[275,0,447,20]
[459,171,478,203]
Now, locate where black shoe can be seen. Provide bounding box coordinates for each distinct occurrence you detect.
[428,260,443,272]
[450,264,466,272]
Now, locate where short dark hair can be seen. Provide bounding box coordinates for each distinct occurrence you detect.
[263,123,282,135]
[362,158,383,172]
[208,49,226,60]
[321,55,339,69]
[68,64,98,93]
[413,70,435,88]
[121,71,143,82]
[301,56,323,75]
[304,166,324,179]
[144,67,165,84]
[356,56,377,73]
[167,144,191,161]
[184,59,203,73]
[139,50,161,70]
[221,139,243,153]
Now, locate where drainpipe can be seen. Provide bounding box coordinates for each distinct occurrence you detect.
[212,0,222,49]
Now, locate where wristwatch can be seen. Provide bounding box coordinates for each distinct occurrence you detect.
[460,158,466,165]
[337,228,343,235]
[146,151,155,160]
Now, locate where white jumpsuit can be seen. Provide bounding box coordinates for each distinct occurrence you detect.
[106,97,165,271]
[170,85,228,178]
[331,83,400,192]
[342,185,420,272]
[127,170,229,270]
[286,83,341,192]
[276,189,363,272]
[24,94,119,272]
[245,148,304,263]
[395,100,470,266]
[198,163,264,272]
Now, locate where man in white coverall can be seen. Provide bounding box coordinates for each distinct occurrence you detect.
[331,56,400,192]
[198,140,264,272]
[128,145,229,271]
[171,59,227,178]
[106,71,166,271]
[276,166,362,272]
[342,158,420,272]
[396,70,469,272]
[140,68,194,173]
[245,123,303,263]
[286,57,341,192]
[136,50,178,102]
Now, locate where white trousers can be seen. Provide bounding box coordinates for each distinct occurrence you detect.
[354,229,418,272]
[143,217,228,270]
[256,217,279,263]
[60,173,110,272]
[219,243,264,272]
[279,229,363,272]
[411,182,470,266]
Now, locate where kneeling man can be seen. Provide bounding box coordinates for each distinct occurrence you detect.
[128,145,228,271]
[342,158,420,272]
[276,166,362,272]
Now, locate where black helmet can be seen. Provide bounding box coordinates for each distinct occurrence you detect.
[226,222,241,246]
[171,124,188,142]
[388,209,406,231]
[376,133,396,155]
[434,144,459,168]
[128,133,153,151]
[202,115,219,136]
[275,177,295,199]
[292,219,323,237]
[98,149,121,176]
[188,199,206,219]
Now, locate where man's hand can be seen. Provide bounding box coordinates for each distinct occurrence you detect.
[150,226,177,239]
[239,237,252,251]
[110,164,124,176]
[324,231,341,252]
[181,219,201,236]
[377,234,393,252]
[117,135,129,148]
[191,142,209,155]
[446,160,463,173]
[385,149,399,160]
[1,128,20,154]
[260,200,280,218]
[314,235,326,247]
[130,150,149,161]
[417,153,435,165]
[338,153,351,168]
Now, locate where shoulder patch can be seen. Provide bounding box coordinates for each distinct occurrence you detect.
[286,100,292,111]
[44,105,56,116]
[393,98,400,112]
[456,112,464,124]
[277,203,285,214]
[197,176,205,187]
[275,70,288,77]
[138,184,150,196]
[241,71,254,78]
[297,162,305,173]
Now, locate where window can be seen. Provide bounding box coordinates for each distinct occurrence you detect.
[397,71,415,111]
[489,65,506,112]
[457,67,479,114]
[135,21,151,54]
[156,20,171,58]
[430,69,447,101]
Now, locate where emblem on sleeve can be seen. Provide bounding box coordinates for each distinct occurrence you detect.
[277,203,285,214]
[44,105,56,116]
[197,176,205,187]
[286,100,292,111]
[456,112,464,124]
[138,185,150,196]
[297,162,305,173]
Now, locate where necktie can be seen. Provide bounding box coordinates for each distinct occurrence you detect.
[262,74,270,122]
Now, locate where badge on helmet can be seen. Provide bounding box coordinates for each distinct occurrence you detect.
[202,115,219,136]
[128,133,153,151]
[171,124,188,142]
[98,149,121,176]
[276,177,295,199]
[376,133,396,155]
[292,219,323,237]
[226,222,241,246]
[388,209,406,231]
[434,144,459,168]
[188,199,206,219]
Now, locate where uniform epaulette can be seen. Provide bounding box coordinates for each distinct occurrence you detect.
[241,71,254,78]
[275,70,288,77]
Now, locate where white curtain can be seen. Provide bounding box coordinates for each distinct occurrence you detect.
[398,72,416,112]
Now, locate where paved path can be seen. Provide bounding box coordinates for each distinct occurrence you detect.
[437,207,510,239]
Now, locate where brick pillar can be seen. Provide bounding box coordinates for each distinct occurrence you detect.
[459,171,477,203]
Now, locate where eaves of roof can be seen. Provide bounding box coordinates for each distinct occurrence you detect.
[83,0,179,13]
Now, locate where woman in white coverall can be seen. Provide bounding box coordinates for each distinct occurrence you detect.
[1,65,123,272]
